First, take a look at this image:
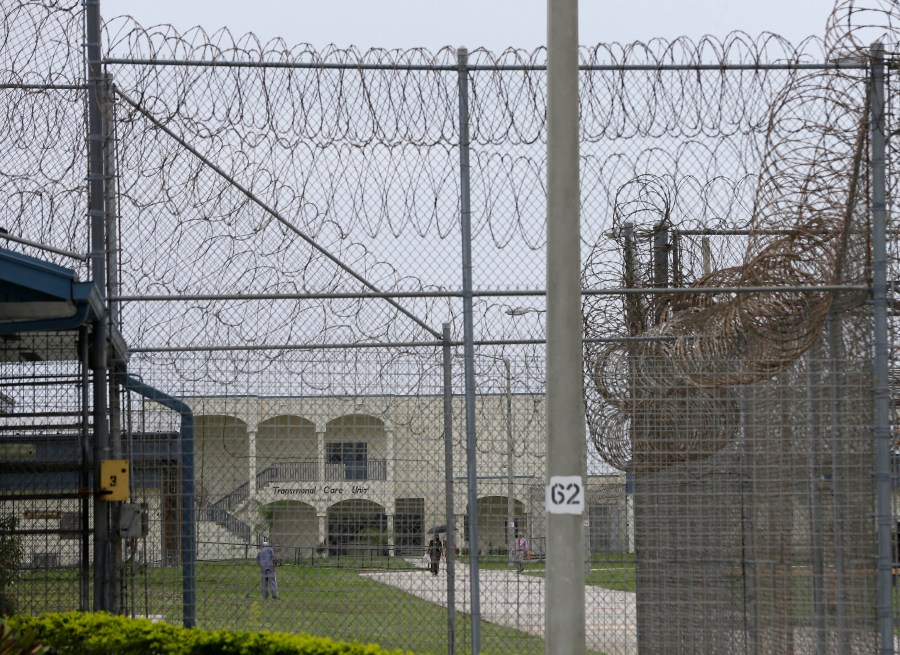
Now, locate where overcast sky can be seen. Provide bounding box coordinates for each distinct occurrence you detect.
[100,0,838,52]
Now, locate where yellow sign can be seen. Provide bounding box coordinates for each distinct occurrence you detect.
[100,459,129,501]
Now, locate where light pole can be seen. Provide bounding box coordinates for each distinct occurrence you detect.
[503,357,514,558]
[454,348,518,561]
[502,306,543,556]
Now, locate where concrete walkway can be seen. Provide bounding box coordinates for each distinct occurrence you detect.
[360,559,636,654]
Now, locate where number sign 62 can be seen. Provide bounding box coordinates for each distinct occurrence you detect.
[545,475,585,515]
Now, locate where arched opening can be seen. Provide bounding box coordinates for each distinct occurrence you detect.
[260,500,318,560]
[466,495,526,555]
[194,415,248,502]
[256,415,317,487]
[324,415,387,481]
[326,499,387,557]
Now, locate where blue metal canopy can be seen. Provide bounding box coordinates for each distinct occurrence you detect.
[0,247,102,332]
[0,246,127,363]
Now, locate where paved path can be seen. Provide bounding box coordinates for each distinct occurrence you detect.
[360,559,636,654]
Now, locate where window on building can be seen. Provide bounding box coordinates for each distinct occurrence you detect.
[327,441,368,480]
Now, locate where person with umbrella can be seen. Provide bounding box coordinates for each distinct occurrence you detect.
[426,529,444,576]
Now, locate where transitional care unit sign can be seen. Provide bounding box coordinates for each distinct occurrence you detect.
[545,475,585,514]
[272,485,373,496]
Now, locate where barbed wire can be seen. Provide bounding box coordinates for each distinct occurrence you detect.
[0,1,893,406]
[96,22,835,361]
[583,1,886,472]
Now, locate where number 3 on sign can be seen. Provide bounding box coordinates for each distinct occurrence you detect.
[545,475,584,514]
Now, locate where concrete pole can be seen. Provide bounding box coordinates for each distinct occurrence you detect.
[248,430,257,494]
[78,327,91,611]
[317,431,326,483]
[546,1,586,654]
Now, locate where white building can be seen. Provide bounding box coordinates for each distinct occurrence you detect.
[172,392,631,563]
[1,391,631,568]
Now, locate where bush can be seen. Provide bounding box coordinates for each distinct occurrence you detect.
[8,612,425,655]
[0,618,49,655]
[0,515,24,614]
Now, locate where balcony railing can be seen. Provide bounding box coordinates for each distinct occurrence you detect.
[256,460,318,490]
[325,459,387,481]
[252,459,388,491]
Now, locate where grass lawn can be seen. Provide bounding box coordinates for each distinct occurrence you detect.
[585,553,636,592]
[459,551,636,592]
[13,559,606,655]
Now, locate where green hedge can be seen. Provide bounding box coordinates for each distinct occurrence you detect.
[7,612,423,655]
[1,618,50,655]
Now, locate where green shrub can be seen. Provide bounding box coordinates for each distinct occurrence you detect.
[8,612,424,655]
[0,618,49,655]
[0,514,24,615]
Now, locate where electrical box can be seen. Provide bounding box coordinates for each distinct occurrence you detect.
[100,459,129,501]
[118,502,147,538]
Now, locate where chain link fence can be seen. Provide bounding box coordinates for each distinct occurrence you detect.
[0,1,898,654]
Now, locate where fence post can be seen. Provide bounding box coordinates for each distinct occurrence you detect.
[868,41,894,655]
[442,323,457,655]
[104,73,125,614]
[456,45,482,655]
[806,343,827,655]
[117,373,196,628]
[84,0,112,613]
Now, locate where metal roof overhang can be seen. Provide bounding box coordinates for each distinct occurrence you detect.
[0,247,127,363]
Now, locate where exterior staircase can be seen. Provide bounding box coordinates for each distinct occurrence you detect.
[198,459,385,544]
[197,460,316,543]
[199,481,252,542]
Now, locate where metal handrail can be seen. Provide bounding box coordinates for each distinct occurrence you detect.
[324,459,387,481]
[198,506,251,542]
[256,460,318,490]
[210,481,249,511]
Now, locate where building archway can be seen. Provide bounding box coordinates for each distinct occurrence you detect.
[256,414,319,472]
[326,499,387,556]
[195,414,248,501]
[260,500,318,560]
[324,415,387,481]
[467,495,526,555]
[257,415,317,486]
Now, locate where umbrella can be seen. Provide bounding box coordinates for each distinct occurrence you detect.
[426,524,451,534]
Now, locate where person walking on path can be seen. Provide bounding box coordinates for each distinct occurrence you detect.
[512,533,528,573]
[427,534,443,576]
[257,540,280,599]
